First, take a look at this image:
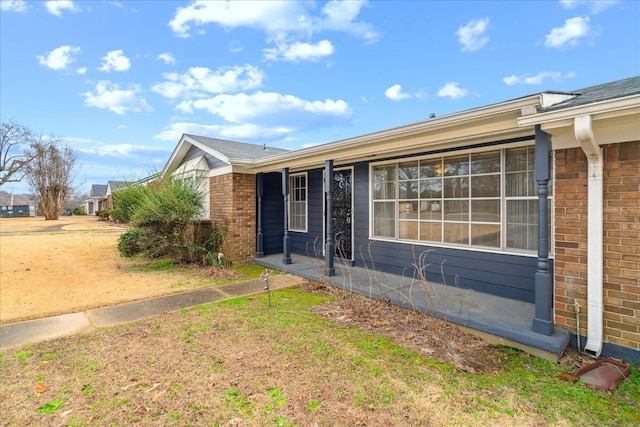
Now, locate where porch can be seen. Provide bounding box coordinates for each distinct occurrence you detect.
[254,253,570,362]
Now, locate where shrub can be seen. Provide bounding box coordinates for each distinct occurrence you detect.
[117,227,153,257]
[96,209,110,221]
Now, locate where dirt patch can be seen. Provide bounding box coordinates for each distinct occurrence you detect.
[0,216,219,323]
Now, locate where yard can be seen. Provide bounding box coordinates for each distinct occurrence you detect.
[0,216,638,426]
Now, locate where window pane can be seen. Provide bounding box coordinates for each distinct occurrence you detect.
[399,161,418,180]
[420,200,441,220]
[373,201,395,238]
[398,180,418,199]
[444,155,469,176]
[443,177,469,198]
[471,151,500,174]
[443,200,469,221]
[471,224,500,247]
[506,148,528,172]
[506,199,537,250]
[444,222,469,244]
[399,221,419,240]
[420,178,442,198]
[399,201,419,220]
[471,174,500,197]
[506,171,528,197]
[420,159,443,178]
[420,222,442,242]
[373,165,396,199]
[471,200,500,222]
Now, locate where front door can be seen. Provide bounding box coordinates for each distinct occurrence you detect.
[331,169,353,260]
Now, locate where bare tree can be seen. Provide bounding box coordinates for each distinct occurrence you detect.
[25,142,78,220]
[0,120,38,187]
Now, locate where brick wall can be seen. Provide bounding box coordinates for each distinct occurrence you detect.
[209,173,257,263]
[554,141,640,351]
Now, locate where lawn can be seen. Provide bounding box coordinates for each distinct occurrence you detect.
[1,285,638,426]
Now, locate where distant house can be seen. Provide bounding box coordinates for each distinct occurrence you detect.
[105,180,129,210]
[163,76,640,363]
[83,184,108,215]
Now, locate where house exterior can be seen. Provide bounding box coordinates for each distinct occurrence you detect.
[105,180,129,210]
[164,76,640,363]
[83,184,108,215]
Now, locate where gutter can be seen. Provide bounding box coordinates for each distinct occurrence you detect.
[574,115,603,357]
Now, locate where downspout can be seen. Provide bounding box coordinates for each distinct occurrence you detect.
[574,115,603,357]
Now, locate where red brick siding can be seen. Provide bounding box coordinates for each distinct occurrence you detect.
[209,173,256,263]
[554,141,640,350]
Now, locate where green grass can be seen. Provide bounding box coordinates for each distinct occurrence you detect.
[2,288,639,426]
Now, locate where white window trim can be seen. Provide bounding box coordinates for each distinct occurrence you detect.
[368,141,554,257]
[288,172,308,233]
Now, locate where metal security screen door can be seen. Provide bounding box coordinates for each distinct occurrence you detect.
[330,169,353,260]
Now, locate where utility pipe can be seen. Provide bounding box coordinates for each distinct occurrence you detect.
[574,114,603,357]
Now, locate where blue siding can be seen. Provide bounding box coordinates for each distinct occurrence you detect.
[260,153,548,303]
[262,173,284,255]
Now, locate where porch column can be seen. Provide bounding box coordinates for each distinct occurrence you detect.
[324,160,335,276]
[282,168,292,264]
[256,173,264,258]
[533,125,554,335]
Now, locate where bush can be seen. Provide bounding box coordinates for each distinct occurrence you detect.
[96,210,110,221]
[117,227,153,257]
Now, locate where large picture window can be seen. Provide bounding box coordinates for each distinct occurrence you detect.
[371,145,552,253]
[288,173,307,232]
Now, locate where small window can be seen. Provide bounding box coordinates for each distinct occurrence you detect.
[288,173,307,232]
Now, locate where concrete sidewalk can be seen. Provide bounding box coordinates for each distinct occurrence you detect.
[0,273,303,350]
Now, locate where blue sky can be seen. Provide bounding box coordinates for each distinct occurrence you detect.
[1,0,639,195]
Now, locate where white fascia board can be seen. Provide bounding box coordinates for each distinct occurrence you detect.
[165,134,232,174]
[517,95,640,129]
[249,96,541,172]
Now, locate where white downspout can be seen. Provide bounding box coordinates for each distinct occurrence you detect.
[574,115,603,357]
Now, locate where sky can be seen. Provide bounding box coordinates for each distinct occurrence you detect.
[1,0,639,196]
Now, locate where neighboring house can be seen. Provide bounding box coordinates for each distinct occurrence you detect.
[83,184,108,215]
[164,76,640,363]
[106,180,129,210]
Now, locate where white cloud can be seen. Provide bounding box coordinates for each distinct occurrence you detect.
[437,82,468,99]
[168,0,377,42]
[503,71,576,85]
[456,18,490,52]
[99,50,131,72]
[45,0,79,17]
[152,64,265,99]
[83,81,153,115]
[1,0,27,12]
[157,52,176,65]
[80,144,166,157]
[560,0,618,14]
[76,67,87,75]
[178,91,351,127]
[264,40,335,62]
[545,16,590,48]
[36,45,80,70]
[154,122,292,142]
[384,84,411,101]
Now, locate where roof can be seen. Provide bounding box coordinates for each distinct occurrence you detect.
[542,76,640,112]
[90,184,107,198]
[107,180,129,191]
[184,134,289,161]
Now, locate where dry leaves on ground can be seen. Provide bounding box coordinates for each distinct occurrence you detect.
[300,280,510,375]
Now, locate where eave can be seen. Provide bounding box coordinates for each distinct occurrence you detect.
[240,95,542,173]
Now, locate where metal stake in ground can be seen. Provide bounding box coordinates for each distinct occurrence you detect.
[261,270,271,306]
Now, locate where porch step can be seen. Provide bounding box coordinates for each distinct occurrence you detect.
[255,254,570,361]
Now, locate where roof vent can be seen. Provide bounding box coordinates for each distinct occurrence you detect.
[429,113,436,119]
